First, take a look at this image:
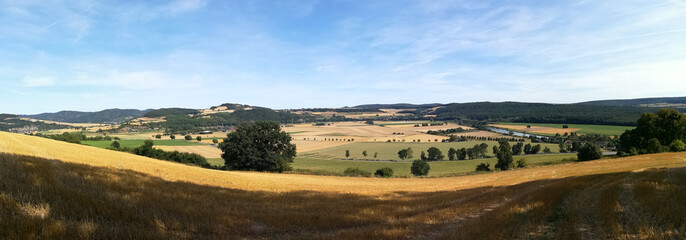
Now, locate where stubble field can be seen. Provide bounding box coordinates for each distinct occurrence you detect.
[2,131,686,239]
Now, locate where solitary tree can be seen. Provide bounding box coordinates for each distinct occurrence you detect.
[219,121,296,172]
[420,151,427,161]
[411,160,430,176]
[577,143,602,161]
[345,150,350,159]
[184,135,192,141]
[169,135,175,140]
[495,140,514,170]
[155,134,162,139]
[110,141,121,149]
[196,136,202,141]
[374,152,378,159]
[362,150,368,157]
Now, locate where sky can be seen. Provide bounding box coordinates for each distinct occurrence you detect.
[2,0,686,114]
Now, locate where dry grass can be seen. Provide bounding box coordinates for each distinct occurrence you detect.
[2,131,686,239]
[154,145,223,158]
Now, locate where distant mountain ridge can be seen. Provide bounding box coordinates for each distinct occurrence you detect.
[23,109,152,124]
[578,96,686,107]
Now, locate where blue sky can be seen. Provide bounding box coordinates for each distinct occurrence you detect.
[2,0,686,114]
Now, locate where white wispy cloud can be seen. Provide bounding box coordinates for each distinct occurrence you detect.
[21,76,55,87]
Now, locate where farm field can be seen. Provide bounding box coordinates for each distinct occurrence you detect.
[155,145,222,158]
[81,139,203,149]
[300,141,560,161]
[2,131,686,238]
[292,153,577,177]
[493,122,635,136]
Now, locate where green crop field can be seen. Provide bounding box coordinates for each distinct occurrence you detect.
[495,122,634,136]
[207,158,224,166]
[292,153,577,177]
[82,139,203,149]
[300,141,561,161]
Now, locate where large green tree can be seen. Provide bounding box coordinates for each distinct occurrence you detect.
[619,108,686,154]
[495,140,514,170]
[219,121,296,172]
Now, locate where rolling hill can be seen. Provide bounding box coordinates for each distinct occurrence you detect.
[579,96,686,107]
[23,109,151,124]
[2,131,686,238]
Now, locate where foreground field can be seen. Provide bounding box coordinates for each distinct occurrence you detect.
[493,122,634,136]
[2,131,686,239]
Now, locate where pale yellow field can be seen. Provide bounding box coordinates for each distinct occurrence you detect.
[154,145,222,158]
[2,131,686,195]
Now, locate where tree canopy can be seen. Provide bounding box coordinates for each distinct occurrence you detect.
[219,121,296,172]
[618,108,686,155]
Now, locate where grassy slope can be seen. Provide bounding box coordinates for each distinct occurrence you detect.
[496,122,634,136]
[82,139,203,148]
[2,130,686,238]
[301,141,561,161]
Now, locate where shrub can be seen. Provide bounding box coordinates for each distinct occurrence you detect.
[516,159,527,168]
[110,141,120,149]
[343,167,371,177]
[543,146,552,154]
[184,135,192,141]
[577,143,602,161]
[670,140,686,152]
[410,160,430,176]
[374,167,394,178]
[212,139,219,144]
[475,163,491,172]
[196,136,202,141]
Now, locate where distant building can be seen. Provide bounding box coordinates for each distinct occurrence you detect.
[200,130,213,134]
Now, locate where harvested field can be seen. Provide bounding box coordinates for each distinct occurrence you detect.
[155,145,223,158]
[2,131,686,238]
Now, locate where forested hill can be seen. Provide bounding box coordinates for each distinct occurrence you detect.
[143,108,200,118]
[432,102,661,126]
[1,114,69,132]
[578,96,686,107]
[354,103,445,109]
[138,107,312,133]
[23,109,151,124]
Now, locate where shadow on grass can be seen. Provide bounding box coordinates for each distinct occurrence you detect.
[1,153,685,239]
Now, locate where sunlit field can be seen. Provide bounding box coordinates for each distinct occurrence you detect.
[2,131,686,238]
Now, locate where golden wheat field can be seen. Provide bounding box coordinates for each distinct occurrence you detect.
[2,131,686,239]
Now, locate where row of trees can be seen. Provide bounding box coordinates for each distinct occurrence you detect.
[109,140,209,167]
[36,132,121,144]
